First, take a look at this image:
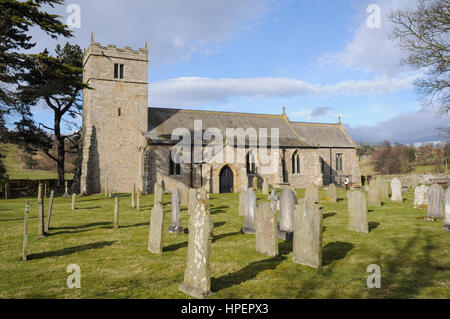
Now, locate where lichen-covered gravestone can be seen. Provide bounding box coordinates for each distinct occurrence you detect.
[252,176,258,191]
[188,188,198,215]
[262,177,269,195]
[241,188,257,234]
[255,203,278,257]
[154,183,163,205]
[390,178,402,202]
[444,187,450,232]
[305,182,319,204]
[239,191,246,216]
[268,189,279,212]
[368,183,381,207]
[375,176,389,200]
[169,189,183,234]
[414,185,428,209]
[37,184,45,237]
[293,198,323,268]
[427,184,444,219]
[179,199,213,299]
[114,197,119,229]
[131,183,136,208]
[148,201,165,254]
[347,189,368,233]
[278,188,297,240]
[327,184,337,203]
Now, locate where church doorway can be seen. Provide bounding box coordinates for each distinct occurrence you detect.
[219,166,234,193]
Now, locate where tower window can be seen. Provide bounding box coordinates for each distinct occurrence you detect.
[292,151,300,174]
[336,153,343,172]
[114,63,124,79]
[246,153,256,175]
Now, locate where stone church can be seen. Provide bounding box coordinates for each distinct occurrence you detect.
[80,38,360,195]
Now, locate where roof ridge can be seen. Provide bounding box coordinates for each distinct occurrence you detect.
[148,107,284,118]
[290,121,340,126]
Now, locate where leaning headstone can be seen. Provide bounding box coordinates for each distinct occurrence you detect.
[131,183,136,208]
[180,187,189,206]
[414,185,428,209]
[22,201,30,261]
[305,182,319,204]
[268,189,279,212]
[444,187,450,232]
[45,190,54,232]
[136,190,141,212]
[262,177,269,195]
[293,198,323,268]
[327,184,337,203]
[114,197,119,229]
[239,191,246,216]
[347,189,368,233]
[427,184,444,219]
[376,176,389,200]
[390,178,402,202]
[255,203,278,257]
[278,188,297,240]
[154,183,163,205]
[368,183,381,207]
[148,201,165,253]
[37,184,45,237]
[252,176,258,191]
[241,188,257,234]
[71,193,76,210]
[169,189,183,234]
[188,188,198,215]
[179,199,213,299]
[63,181,69,198]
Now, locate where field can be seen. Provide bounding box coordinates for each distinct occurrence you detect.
[0,189,448,299]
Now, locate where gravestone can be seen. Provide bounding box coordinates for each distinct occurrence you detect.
[368,183,381,207]
[390,178,402,202]
[268,189,279,212]
[252,176,258,191]
[427,184,444,219]
[131,183,136,208]
[161,179,166,194]
[45,190,54,232]
[22,201,30,261]
[114,197,119,229]
[239,191,246,216]
[37,184,45,237]
[154,183,163,205]
[444,187,450,232]
[375,176,389,200]
[148,201,165,254]
[179,199,213,299]
[305,182,319,204]
[347,189,368,233]
[63,181,69,198]
[278,188,297,240]
[71,193,76,210]
[137,190,141,211]
[104,179,109,197]
[188,188,198,215]
[262,177,269,195]
[327,184,337,203]
[414,185,428,209]
[241,188,257,234]
[293,198,323,269]
[169,189,184,234]
[255,203,278,257]
[180,187,189,206]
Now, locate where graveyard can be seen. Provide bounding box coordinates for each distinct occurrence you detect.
[0,186,449,299]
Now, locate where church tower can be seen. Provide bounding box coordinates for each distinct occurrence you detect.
[80,34,149,194]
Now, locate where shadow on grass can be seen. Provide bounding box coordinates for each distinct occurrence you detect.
[118,222,149,229]
[323,213,337,219]
[214,221,226,228]
[212,231,242,243]
[79,206,102,210]
[164,241,188,252]
[27,241,116,260]
[369,222,380,232]
[52,222,111,230]
[322,241,354,266]
[212,255,287,292]
[0,216,37,222]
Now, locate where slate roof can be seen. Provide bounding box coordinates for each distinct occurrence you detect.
[147,107,356,148]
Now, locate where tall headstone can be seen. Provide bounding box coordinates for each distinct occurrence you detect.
[179,199,213,299]
[180,187,189,206]
[104,179,109,197]
[262,177,269,195]
[169,189,184,234]
[188,188,198,215]
[241,188,257,234]
[368,183,381,207]
[239,191,246,216]
[305,182,319,204]
[71,193,76,210]
[63,181,69,198]
[255,203,278,257]
[137,190,141,211]
[154,183,163,205]
[327,184,337,203]
[444,187,450,232]
[22,201,30,261]
[148,201,165,253]
[45,190,54,232]
[37,184,45,237]
[278,188,297,240]
[347,189,368,233]
[427,184,444,219]
[114,197,119,229]
[390,178,402,202]
[414,185,428,209]
[376,176,389,200]
[293,198,323,268]
[268,189,279,212]
[252,176,258,191]
[131,183,136,208]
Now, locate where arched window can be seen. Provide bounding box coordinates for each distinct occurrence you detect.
[169,152,181,176]
[292,151,300,174]
[246,152,256,175]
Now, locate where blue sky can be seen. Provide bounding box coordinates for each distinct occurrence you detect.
[24,0,449,144]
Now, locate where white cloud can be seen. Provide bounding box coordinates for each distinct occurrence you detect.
[149,74,419,107]
[320,0,419,75]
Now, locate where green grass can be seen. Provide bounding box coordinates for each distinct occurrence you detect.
[0,189,448,299]
[0,143,73,180]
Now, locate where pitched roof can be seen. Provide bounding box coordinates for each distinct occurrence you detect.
[288,121,356,148]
